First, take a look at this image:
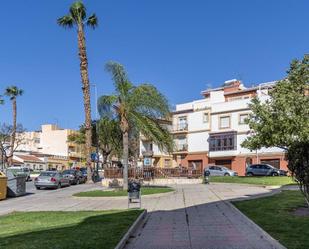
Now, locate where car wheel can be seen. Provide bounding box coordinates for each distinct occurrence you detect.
[35,186,40,190]
[272,172,279,176]
[247,172,253,176]
[224,173,230,176]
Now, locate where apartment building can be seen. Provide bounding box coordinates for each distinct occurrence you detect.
[17,124,85,167]
[171,79,288,175]
[139,120,173,168]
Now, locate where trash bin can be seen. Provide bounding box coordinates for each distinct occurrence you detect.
[204,170,210,184]
[128,180,142,209]
[0,172,7,200]
[6,170,27,197]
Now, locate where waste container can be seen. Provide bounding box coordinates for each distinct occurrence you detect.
[0,171,7,200]
[6,169,27,197]
[204,169,210,184]
[128,180,141,208]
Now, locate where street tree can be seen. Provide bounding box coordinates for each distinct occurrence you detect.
[0,123,26,169]
[4,86,23,166]
[98,62,173,190]
[68,118,122,168]
[58,1,98,183]
[242,55,309,206]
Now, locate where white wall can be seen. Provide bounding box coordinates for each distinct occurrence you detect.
[188,132,209,152]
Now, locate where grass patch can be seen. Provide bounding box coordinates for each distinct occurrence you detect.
[210,176,295,186]
[0,210,142,249]
[74,186,174,197]
[234,191,309,249]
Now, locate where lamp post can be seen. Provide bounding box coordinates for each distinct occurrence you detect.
[91,84,100,181]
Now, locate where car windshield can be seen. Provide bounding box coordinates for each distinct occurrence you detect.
[40,172,56,177]
[63,170,75,174]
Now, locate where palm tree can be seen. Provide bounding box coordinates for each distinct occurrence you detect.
[0,95,4,105]
[98,62,173,190]
[5,86,23,165]
[58,1,98,182]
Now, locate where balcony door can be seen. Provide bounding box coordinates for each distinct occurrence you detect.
[178,116,187,130]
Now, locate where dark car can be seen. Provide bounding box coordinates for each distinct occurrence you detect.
[80,168,88,181]
[246,164,287,176]
[62,169,86,185]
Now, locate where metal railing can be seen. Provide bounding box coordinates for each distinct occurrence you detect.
[103,167,202,180]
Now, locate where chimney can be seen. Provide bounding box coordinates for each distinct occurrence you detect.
[223,79,241,93]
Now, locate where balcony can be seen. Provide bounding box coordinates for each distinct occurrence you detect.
[173,144,188,154]
[172,123,188,133]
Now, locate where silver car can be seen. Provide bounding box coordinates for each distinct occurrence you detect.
[205,165,238,176]
[34,171,70,190]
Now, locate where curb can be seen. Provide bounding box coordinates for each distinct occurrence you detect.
[114,209,147,249]
[227,202,287,249]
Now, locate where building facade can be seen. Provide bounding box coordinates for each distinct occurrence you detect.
[140,79,288,175]
[16,124,85,168]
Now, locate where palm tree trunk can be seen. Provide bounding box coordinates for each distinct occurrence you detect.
[77,24,93,183]
[9,98,17,166]
[122,131,129,190]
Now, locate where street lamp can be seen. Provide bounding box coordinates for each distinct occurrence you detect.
[91,84,100,181]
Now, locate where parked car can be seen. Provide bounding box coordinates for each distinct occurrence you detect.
[80,168,88,181]
[62,169,86,185]
[34,171,70,189]
[246,164,287,176]
[204,165,238,176]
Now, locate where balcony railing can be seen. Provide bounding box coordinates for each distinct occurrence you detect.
[175,144,188,152]
[173,123,188,132]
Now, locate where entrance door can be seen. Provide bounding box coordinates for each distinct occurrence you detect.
[188,160,202,171]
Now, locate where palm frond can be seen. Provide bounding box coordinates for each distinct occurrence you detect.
[5,86,24,100]
[105,61,133,98]
[97,95,118,119]
[70,1,86,23]
[129,84,170,119]
[57,15,75,28]
[86,14,98,29]
[129,111,174,153]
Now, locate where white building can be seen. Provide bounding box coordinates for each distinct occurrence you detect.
[140,79,288,175]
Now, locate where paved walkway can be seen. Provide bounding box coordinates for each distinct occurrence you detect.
[0,183,285,249]
[126,184,285,249]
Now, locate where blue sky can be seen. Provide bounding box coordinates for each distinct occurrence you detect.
[0,0,308,131]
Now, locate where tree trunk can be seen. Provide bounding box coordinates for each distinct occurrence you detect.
[77,24,93,183]
[122,131,129,190]
[9,98,17,166]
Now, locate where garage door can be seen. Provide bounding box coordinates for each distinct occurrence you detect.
[260,159,280,169]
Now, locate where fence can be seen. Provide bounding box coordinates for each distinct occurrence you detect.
[103,167,203,180]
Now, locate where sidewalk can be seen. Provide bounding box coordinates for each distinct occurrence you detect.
[125,184,286,249]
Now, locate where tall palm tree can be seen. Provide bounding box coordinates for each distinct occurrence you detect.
[5,86,23,165]
[98,62,173,190]
[58,1,98,183]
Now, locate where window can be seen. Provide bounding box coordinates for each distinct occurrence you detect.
[177,116,188,130]
[203,113,210,123]
[164,159,171,167]
[239,114,249,124]
[219,116,230,129]
[209,131,237,151]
